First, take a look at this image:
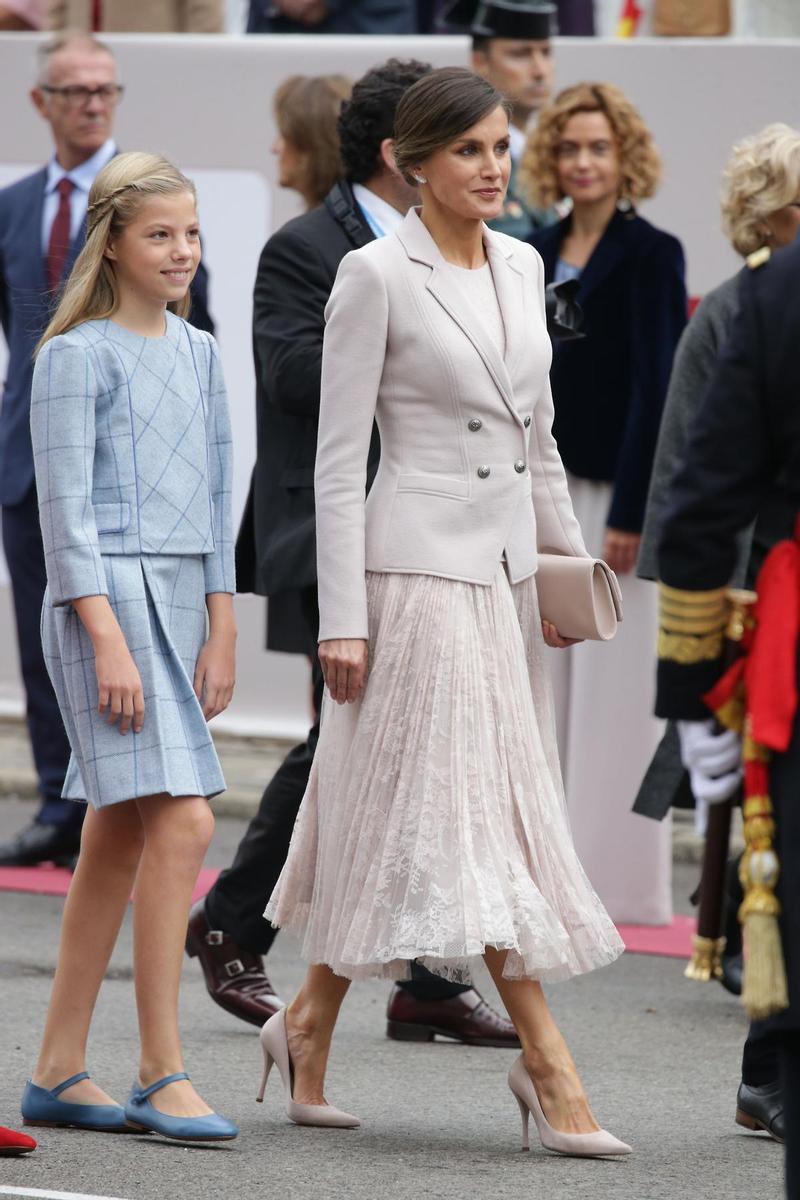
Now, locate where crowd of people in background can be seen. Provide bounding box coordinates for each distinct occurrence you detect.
[1,0,800,36]
[0,0,798,1185]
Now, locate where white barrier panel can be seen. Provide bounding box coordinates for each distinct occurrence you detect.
[0,33,798,735]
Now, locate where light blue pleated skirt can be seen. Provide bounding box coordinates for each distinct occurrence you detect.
[42,554,225,809]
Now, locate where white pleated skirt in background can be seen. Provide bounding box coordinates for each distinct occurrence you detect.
[547,476,672,926]
[265,564,624,983]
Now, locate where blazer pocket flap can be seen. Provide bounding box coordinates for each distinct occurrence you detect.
[94,501,131,534]
[281,468,315,489]
[397,474,469,499]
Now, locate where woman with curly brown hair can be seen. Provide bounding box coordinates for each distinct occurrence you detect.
[521,82,687,927]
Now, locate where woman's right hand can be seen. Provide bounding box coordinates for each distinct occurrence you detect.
[318,638,369,705]
[94,632,145,735]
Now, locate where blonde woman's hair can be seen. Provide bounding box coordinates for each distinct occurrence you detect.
[519,81,661,210]
[721,123,800,257]
[38,152,196,352]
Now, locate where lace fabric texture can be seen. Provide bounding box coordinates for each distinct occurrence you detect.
[265,566,624,982]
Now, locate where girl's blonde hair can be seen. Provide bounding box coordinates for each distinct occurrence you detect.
[519,81,661,210]
[38,151,197,352]
[721,123,800,257]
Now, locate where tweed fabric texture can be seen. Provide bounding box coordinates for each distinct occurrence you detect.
[265,566,624,983]
[32,314,234,807]
[42,553,225,808]
[30,313,235,607]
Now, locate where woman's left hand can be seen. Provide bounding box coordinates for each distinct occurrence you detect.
[542,619,583,649]
[194,630,236,721]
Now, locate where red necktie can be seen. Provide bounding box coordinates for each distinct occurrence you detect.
[91,0,103,30]
[47,177,74,294]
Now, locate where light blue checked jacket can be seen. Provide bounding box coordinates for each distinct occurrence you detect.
[31,313,235,607]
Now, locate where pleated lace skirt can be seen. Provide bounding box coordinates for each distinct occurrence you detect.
[265,566,624,982]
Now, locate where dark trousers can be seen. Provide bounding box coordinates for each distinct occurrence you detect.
[1,486,74,827]
[742,1023,780,1086]
[205,585,468,1001]
[783,1034,800,1199]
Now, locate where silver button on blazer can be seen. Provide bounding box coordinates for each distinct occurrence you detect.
[315,208,588,642]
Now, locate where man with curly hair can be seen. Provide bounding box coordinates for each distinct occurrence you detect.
[186,58,522,1051]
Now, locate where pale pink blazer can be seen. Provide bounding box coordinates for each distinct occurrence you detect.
[316,207,588,642]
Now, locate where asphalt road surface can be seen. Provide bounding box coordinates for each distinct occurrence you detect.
[0,799,784,1200]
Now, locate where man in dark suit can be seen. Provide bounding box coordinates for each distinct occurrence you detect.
[656,242,800,1189]
[0,33,213,868]
[247,0,416,32]
[187,58,521,1049]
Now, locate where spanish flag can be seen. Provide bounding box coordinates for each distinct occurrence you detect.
[617,0,642,36]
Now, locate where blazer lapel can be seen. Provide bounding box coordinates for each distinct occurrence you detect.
[19,169,48,298]
[484,229,526,382]
[398,209,521,424]
[571,209,630,302]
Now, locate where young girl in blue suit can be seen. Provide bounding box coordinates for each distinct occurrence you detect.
[21,152,238,1142]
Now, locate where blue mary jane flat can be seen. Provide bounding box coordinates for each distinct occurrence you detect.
[22,1071,140,1133]
[124,1072,238,1142]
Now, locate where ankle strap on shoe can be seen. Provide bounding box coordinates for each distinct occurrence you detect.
[50,1071,90,1098]
[133,1073,190,1102]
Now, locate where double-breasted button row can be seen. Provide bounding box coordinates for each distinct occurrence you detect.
[476,462,528,479]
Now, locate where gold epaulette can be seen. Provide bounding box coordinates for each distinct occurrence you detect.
[746,246,771,270]
[657,583,728,664]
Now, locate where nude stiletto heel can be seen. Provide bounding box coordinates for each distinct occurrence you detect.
[508,1056,631,1158]
[256,1047,274,1104]
[257,1008,360,1129]
[515,1092,531,1151]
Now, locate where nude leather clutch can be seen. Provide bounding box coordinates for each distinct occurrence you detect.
[535,554,623,642]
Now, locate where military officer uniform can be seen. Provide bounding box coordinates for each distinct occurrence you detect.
[656,241,800,1195]
[445,0,559,239]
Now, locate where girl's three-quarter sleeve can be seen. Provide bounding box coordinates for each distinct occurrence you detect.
[202,334,236,594]
[30,337,109,607]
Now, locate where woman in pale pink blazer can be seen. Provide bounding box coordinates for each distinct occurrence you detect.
[260,68,630,1158]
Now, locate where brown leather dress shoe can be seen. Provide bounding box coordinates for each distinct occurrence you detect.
[186,899,284,1028]
[386,985,521,1048]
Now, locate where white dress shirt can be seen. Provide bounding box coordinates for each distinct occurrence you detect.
[352,183,405,239]
[41,138,117,254]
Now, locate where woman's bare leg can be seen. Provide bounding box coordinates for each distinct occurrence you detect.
[33,802,144,1105]
[484,947,600,1134]
[285,965,351,1105]
[133,793,215,1117]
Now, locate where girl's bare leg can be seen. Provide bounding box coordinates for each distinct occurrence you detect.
[33,801,145,1105]
[483,947,600,1134]
[133,793,215,1118]
[285,965,351,1104]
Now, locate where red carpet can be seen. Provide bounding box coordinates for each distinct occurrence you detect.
[0,866,696,958]
[0,864,221,905]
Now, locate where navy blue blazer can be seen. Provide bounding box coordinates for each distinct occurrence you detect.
[0,163,214,508]
[529,210,687,533]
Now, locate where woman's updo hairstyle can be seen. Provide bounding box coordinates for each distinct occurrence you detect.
[393,67,510,188]
[39,151,197,351]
